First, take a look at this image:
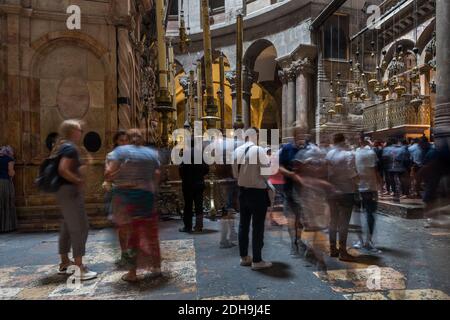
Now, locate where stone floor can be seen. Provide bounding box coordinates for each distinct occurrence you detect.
[0,212,449,300]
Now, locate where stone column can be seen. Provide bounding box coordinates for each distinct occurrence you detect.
[242,66,258,129]
[5,10,21,155]
[178,75,190,127]
[286,68,296,140]
[435,0,450,143]
[278,70,289,142]
[225,70,237,125]
[294,58,315,131]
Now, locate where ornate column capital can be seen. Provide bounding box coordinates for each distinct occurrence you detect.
[178,75,190,92]
[286,67,297,82]
[225,70,237,98]
[225,70,236,87]
[278,70,289,84]
[293,58,315,76]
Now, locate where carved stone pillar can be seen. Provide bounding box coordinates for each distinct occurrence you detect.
[286,68,296,140]
[294,58,315,131]
[242,66,259,129]
[435,0,450,143]
[225,70,237,125]
[5,10,21,154]
[278,70,289,142]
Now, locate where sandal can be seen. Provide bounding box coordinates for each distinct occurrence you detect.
[58,261,75,275]
[121,274,140,283]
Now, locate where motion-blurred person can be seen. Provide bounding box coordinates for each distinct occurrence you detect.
[0,146,17,233]
[401,139,412,198]
[267,147,285,227]
[105,129,161,283]
[373,140,385,192]
[179,140,209,234]
[233,128,272,270]
[382,138,410,202]
[103,130,129,268]
[292,142,331,270]
[279,127,309,258]
[53,120,97,281]
[416,137,444,226]
[220,165,238,248]
[408,138,424,198]
[381,139,394,196]
[326,133,358,262]
[219,131,244,248]
[353,137,380,252]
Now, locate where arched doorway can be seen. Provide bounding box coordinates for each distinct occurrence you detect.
[243,40,281,130]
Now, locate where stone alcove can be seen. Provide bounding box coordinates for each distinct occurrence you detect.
[17,31,116,212]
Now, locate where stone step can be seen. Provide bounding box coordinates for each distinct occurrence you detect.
[18,217,112,233]
[377,199,425,219]
[16,204,111,232]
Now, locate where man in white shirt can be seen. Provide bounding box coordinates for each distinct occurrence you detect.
[232,128,272,270]
[326,133,358,262]
[355,137,380,252]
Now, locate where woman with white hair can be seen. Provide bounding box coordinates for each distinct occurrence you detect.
[52,119,97,281]
[0,145,17,233]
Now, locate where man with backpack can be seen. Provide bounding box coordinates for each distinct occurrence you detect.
[383,138,411,202]
[232,128,272,270]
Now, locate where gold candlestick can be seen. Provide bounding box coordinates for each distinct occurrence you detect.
[218,53,226,130]
[168,42,177,123]
[200,0,220,130]
[235,13,244,128]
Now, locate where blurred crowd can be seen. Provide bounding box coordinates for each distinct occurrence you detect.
[2,120,449,282]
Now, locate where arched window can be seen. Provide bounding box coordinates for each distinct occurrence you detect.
[210,0,225,13]
[323,15,348,60]
[168,0,179,16]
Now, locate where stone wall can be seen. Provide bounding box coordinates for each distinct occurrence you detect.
[0,0,154,231]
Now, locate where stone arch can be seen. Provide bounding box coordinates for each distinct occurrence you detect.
[29,31,110,77]
[27,31,114,159]
[381,38,416,74]
[243,39,278,71]
[418,39,435,67]
[416,18,436,54]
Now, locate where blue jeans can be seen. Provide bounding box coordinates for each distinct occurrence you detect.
[360,191,378,236]
[238,188,269,263]
[328,193,355,249]
[225,182,239,211]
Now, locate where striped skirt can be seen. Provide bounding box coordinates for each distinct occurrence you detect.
[112,188,160,270]
[0,179,17,233]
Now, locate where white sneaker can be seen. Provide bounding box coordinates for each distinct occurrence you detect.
[240,256,252,267]
[364,241,381,253]
[352,241,363,249]
[75,267,98,281]
[220,241,236,249]
[251,261,272,270]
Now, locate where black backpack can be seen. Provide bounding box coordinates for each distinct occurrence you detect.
[35,144,70,193]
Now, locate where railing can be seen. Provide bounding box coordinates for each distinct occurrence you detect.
[363,96,432,133]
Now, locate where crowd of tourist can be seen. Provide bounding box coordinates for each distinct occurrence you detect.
[2,119,449,283]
